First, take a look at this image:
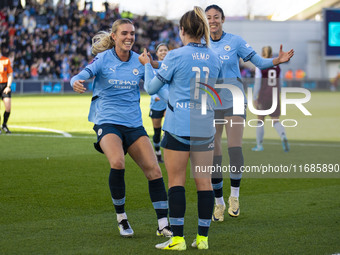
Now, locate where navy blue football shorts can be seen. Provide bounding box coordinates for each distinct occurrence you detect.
[93,123,148,154]
[214,105,247,120]
[161,131,214,152]
[149,109,166,119]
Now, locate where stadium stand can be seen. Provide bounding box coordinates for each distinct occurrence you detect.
[0,1,182,81]
[0,1,336,92]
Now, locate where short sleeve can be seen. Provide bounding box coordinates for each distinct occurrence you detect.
[7,59,13,74]
[236,35,256,62]
[84,53,103,77]
[156,50,177,84]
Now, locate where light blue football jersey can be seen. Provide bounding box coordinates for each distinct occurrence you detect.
[84,48,145,127]
[210,32,255,109]
[149,61,168,111]
[157,43,222,137]
[149,84,168,111]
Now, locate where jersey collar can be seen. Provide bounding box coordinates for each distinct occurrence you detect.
[211,32,226,42]
[111,47,133,62]
[187,42,207,48]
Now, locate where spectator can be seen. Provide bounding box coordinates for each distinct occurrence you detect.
[0,3,181,80]
[295,69,306,80]
[284,69,294,80]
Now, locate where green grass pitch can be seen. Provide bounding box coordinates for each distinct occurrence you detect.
[0,92,339,254]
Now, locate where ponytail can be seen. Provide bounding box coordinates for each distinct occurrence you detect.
[179,6,210,46]
[92,31,115,55]
[194,6,210,47]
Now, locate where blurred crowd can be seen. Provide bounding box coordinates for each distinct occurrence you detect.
[0,0,182,80]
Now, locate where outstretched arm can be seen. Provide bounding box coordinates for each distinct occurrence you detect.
[250,44,294,70]
[70,69,92,93]
[273,44,294,66]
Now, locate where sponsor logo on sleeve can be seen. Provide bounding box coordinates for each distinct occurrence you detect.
[89,57,99,64]
[161,63,168,71]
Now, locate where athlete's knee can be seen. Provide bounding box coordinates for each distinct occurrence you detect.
[213,138,222,153]
[3,102,11,111]
[196,179,213,191]
[143,163,162,180]
[271,118,280,124]
[108,156,125,169]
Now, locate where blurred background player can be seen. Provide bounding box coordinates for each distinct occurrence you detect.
[149,43,169,163]
[0,47,13,134]
[252,46,290,152]
[331,65,340,92]
[205,4,294,221]
[70,19,171,239]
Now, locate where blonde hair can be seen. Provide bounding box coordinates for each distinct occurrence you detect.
[91,19,133,55]
[262,46,273,58]
[179,6,210,47]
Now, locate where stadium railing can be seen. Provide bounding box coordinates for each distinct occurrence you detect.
[11,78,335,95]
[11,79,93,94]
[243,78,334,91]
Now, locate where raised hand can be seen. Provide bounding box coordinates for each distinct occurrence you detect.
[276,44,294,65]
[138,48,150,65]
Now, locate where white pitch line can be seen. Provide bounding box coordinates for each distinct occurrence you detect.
[8,133,94,139]
[10,125,72,137]
[242,140,340,148]
[4,127,340,148]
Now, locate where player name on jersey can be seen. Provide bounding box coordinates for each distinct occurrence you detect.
[192,52,210,60]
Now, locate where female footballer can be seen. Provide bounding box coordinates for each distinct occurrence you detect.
[70,19,172,239]
[252,46,290,152]
[205,4,294,221]
[140,6,222,251]
[149,43,169,163]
